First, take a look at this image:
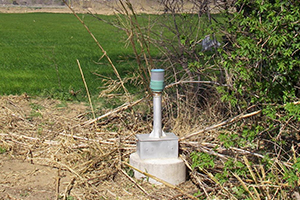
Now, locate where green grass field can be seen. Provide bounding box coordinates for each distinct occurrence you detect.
[0,12,223,100]
[0,12,140,98]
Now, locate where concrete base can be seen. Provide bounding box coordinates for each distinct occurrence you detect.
[129,152,186,185]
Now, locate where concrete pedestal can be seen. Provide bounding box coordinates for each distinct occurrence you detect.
[129,152,186,185]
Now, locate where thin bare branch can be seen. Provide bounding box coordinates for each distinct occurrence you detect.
[118,167,150,196]
[165,80,229,89]
[77,59,96,128]
[62,0,131,102]
[179,110,262,141]
[82,95,148,126]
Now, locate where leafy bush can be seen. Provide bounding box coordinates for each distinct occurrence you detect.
[217,0,300,143]
[187,0,300,198]
[221,0,300,105]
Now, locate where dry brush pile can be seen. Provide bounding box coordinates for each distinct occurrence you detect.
[0,95,167,199]
[0,94,204,199]
[1,92,297,199]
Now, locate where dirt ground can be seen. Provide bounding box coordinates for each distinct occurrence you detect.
[0,156,72,199]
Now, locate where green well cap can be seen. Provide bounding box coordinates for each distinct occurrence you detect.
[150,69,165,92]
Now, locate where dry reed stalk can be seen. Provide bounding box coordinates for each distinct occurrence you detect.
[232,172,257,200]
[70,60,104,155]
[76,59,96,127]
[63,177,76,200]
[180,109,262,141]
[56,169,61,200]
[243,156,258,184]
[252,166,272,199]
[58,132,115,145]
[0,96,154,198]
[118,0,153,92]
[82,95,148,126]
[1,132,101,150]
[29,157,104,197]
[203,169,238,200]
[62,0,131,102]
[165,80,229,89]
[118,167,150,196]
[29,157,83,180]
[180,155,211,199]
[243,157,261,199]
[0,133,60,145]
[181,141,265,159]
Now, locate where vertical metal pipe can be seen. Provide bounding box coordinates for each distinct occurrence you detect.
[149,92,167,138]
[150,93,162,138]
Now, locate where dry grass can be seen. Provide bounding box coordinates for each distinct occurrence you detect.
[0,93,298,199]
[0,95,202,199]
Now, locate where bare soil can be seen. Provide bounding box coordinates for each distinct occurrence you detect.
[0,156,72,200]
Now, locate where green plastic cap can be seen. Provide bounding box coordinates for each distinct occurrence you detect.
[150,69,165,92]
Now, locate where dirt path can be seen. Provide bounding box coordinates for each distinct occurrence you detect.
[0,156,72,200]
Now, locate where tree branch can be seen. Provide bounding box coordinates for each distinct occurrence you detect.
[179,110,262,141]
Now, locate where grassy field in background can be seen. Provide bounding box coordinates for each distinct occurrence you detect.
[0,12,141,99]
[0,12,222,100]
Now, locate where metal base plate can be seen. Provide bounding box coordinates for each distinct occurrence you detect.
[136,133,178,160]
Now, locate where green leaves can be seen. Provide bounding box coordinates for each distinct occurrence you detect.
[220,0,300,112]
[191,152,216,170]
[0,146,6,154]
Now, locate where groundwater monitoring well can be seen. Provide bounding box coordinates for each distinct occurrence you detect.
[129,69,186,185]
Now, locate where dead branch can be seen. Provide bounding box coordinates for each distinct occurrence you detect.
[118,167,150,196]
[0,132,59,145]
[165,80,229,89]
[181,141,265,159]
[62,0,131,102]
[82,96,148,126]
[179,110,262,141]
